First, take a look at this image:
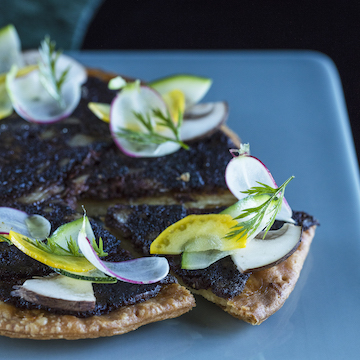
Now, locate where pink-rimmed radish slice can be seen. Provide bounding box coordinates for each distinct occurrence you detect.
[0,207,51,240]
[181,101,228,141]
[5,51,87,124]
[225,153,294,223]
[6,65,82,123]
[78,216,170,284]
[110,84,181,157]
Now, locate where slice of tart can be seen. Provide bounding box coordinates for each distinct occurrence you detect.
[0,202,195,339]
[105,205,318,325]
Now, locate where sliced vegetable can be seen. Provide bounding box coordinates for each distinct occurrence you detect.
[9,231,96,272]
[162,89,185,123]
[150,214,243,255]
[78,216,169,284]
[88,102,110,122]
[225,150,294,223]
[181,249,230,270]
[0,24,24,73]
[0,24,24,119]
[2,33,87,123]
[52,268,117,283]
[181,224,302,271]
[149,74,212,108]
[12,274,96,311]
[231,223,302,272]
[109,83,183,157]
[181,102,228,141]
[0,207,50,241]
[6,64,83,124]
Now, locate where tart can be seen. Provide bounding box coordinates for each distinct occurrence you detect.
[0,39,318,337]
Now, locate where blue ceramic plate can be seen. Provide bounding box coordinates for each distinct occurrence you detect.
[2,51,359,360]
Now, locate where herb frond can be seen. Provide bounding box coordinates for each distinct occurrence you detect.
[91,237,107,257]
[116,108,189,150]
[224,176,294,242]
[38,36,70,108]
[0,234,12,245]
[22,235,107,258]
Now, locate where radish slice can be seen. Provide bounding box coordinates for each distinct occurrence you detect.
[225,153,294,223]
[78,216,169,284]
[0,207,51,240]
[110,83,181,157]
[181,102,228,141]
[6,64,83,124]
[5,50,86,124]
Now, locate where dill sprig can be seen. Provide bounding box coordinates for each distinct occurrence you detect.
[38,36,70,108]
[224,176,294,243]
[23,235,108,258]
[116,108,189,150]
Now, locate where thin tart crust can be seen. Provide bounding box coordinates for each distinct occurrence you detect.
[0,283,195,340]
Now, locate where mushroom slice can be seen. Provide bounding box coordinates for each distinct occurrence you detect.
[12,274,96,312]
[231,223,302,273]
[181,102,228,141]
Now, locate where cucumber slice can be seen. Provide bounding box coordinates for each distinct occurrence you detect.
[181,250,230,270]
[49,217,93,250]
[220,194,271,218]
[0,24,23,73]
[149,74,212,108]
[52,268,117,283]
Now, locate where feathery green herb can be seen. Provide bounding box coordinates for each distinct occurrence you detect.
[38,36,69,108]
[116,108,189,150]
[224,176,294,243]
[22,235,107,258]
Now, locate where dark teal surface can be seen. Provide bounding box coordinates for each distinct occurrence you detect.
[2,51,359,359]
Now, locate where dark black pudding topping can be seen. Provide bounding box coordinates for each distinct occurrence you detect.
[0,203,175,318]
[106,205,319,300]
[0,74,235,205]
[80,130,235,201]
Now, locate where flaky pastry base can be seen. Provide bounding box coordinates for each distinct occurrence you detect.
[192,225,316,325]
[0,283,195,340]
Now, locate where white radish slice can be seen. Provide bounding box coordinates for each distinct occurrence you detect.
[110,84,181,157]
[5,50,87,124]
[225,154,294,223]
[181,102,228,141]
[6,66,82,123]
[78,216,170,284]
[231,223,302,272]
[12,274,96,311]
[0,207,51,240]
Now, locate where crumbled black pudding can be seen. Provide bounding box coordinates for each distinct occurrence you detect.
[0,75,235,205]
